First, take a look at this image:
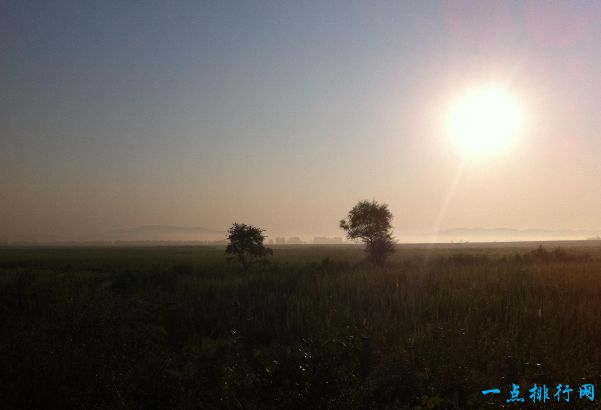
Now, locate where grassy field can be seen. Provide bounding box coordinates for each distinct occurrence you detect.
[1,242,601,409]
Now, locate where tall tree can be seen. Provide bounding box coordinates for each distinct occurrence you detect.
[340,200,395,265]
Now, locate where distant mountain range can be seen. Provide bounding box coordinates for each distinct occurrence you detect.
[433,227,601,241]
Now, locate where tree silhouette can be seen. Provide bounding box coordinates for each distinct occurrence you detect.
[340,200,395,265]
[225,223,273,271]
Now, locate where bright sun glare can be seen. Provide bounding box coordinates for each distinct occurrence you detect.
[447,85,523,157]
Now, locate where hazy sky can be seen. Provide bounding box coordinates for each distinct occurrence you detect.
[2,1,601,242]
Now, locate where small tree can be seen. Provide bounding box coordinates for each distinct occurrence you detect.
[225,223,273,271]
[340,200,395,265]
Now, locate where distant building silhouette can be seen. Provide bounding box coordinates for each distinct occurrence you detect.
[287,237,302,244]
[275,237,286,245]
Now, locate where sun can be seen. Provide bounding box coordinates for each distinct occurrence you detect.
[447,85,523,157]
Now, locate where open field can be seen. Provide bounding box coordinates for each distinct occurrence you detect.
[2,242,601,409]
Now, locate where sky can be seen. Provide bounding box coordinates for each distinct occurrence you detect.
[2,1,601,243]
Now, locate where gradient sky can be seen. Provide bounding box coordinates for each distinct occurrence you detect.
[2,1,601,242]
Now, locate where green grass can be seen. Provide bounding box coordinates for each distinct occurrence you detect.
[1,243,600,409]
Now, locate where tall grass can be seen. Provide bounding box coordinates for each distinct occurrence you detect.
[0,244,600,409]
